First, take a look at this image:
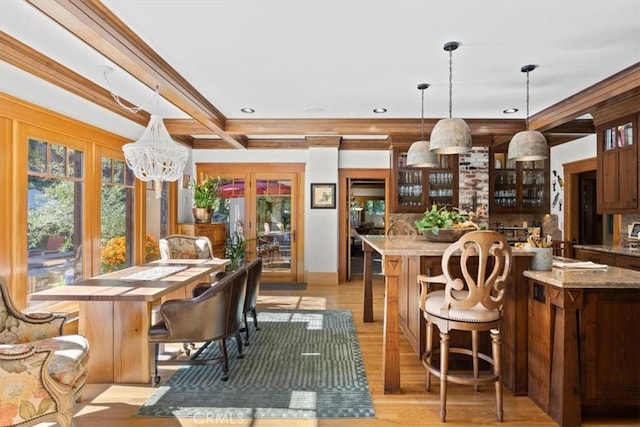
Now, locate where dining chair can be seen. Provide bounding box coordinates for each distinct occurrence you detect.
[417,230,512,422]
[386,220,418,238]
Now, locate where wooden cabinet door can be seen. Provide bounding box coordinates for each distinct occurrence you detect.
[391,146,458,212]
[597,114,639,213]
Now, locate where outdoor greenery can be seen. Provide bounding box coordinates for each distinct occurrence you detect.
[27,178,76,251]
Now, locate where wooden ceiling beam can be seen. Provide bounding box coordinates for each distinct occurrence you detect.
[0,31,149,127]
[26,0,246,149]
[166,118,526,137]
[529,62,640,132]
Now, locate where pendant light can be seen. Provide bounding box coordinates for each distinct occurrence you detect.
[430,41,472,154]
[507,64,548,161]
[407,83,438,168]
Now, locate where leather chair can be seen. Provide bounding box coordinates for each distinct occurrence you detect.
[0,277,89,427]
[417,230,512,422]
[241,257,263,345]
[148,267,248,384]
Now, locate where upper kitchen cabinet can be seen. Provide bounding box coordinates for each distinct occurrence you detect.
[391,146,458,213]
[489,148,549,214]
[597,113,639,213]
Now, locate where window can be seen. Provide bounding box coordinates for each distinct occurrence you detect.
[27,138,83,295]
[100,156,135,273]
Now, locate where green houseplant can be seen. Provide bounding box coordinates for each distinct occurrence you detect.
[414,205,477,242]
[225,231,253,271]
[192,175,222,223]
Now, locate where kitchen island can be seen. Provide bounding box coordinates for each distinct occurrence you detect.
[524,264,640,426]
[360,234,534,395]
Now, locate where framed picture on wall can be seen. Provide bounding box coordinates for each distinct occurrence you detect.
[629,222,640,239]
[310,183,336,209]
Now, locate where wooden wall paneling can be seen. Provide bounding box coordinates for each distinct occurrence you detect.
[0,116,14,287]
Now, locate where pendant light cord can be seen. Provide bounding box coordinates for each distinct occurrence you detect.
[420,87,425,140]
[525,69,530,130]
[448,48,453,119]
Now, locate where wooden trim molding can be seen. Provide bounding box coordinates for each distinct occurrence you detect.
[26,0,245,149]
[563,157,597,244]
[0,31,149,127]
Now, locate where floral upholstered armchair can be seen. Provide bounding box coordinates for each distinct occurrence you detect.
[159,235,214,260]
[0,277,89,427]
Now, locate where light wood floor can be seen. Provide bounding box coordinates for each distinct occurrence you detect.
[48,277,636,426]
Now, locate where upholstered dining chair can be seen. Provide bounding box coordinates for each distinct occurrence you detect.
[159,234,214,260]
[242,257,263,345]
[417,230,512,422]
[386,220,418,238]
[148,267,248,384]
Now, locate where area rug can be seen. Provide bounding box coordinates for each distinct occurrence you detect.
[135,309,375,419]
[260,282,307,291]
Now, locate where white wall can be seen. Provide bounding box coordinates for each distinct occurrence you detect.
[549,134,597,233]
[188,148,390,277]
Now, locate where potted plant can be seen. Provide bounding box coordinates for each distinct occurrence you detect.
[414,205,478,242]
[225,231,253,271]
[192,175,221,223]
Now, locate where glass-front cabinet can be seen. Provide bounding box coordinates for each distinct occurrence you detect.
[597,114,638,213]
[391,146,458,213]
[490,148,549,213]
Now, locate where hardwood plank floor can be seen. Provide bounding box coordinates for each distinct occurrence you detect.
[44,277,636,426]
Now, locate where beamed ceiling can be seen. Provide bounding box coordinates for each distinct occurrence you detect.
[1,1,639,150]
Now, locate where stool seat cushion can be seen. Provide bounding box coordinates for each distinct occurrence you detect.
[424,290,501,323]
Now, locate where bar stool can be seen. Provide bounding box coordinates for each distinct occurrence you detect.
[417,230,512,422]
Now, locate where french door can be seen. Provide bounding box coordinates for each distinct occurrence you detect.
[196,163,303,282]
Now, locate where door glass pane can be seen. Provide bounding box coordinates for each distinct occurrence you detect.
[256,179,291,273]
[100,156,135,273]
[27,138,83,300]
[145,181,167,263]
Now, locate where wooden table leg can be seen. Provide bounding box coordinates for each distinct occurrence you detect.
[363,242,374,323]
[382,254,401,394]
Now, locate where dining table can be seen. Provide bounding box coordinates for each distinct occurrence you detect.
[29,258,229,384]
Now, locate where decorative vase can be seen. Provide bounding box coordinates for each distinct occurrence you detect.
[421,227,475,243]
[192,207,213,223]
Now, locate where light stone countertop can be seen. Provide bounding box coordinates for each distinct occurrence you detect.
[359,234,535,257]
[573,244,640,258]
[523,265,640,289]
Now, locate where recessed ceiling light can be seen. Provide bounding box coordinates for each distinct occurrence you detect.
[241,107,255,114]
[373,108,387,114]
[503,108,518,114]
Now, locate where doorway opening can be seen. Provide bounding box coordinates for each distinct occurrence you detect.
[349,179,385,279]
[578,170,603,245]
[338,169,389,283]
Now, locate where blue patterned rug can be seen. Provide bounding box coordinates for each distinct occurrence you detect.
[135,309,375,419]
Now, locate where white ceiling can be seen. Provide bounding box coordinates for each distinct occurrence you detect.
[1,0,639,141]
